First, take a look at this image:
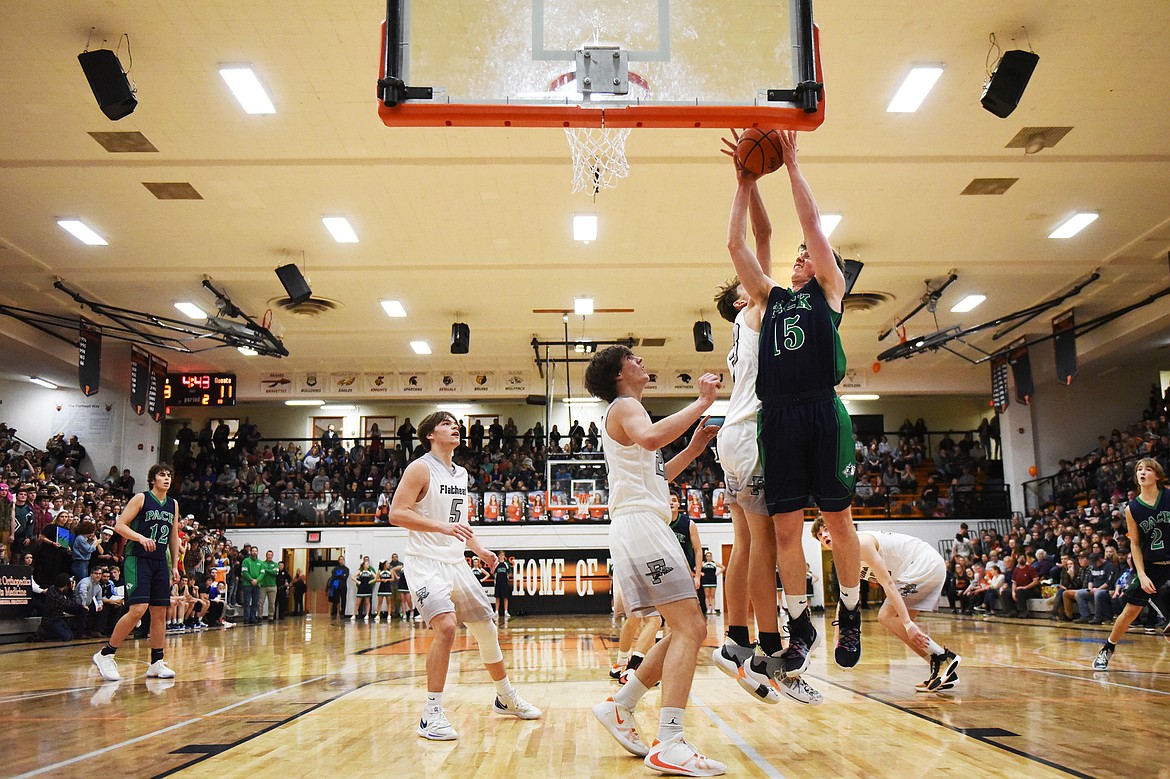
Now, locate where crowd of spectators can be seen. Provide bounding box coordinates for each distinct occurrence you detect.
[939,397,1170,630]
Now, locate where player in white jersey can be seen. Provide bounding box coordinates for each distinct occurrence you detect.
[812,518,961,692]
[584,345,726,777]
[710,140,821,707]
[388,411,540,741]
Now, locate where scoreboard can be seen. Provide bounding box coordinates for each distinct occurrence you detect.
[165,373,236,406]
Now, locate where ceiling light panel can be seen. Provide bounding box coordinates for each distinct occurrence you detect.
[381,300,407,317]
[887,66,944,112]
[219,65,275,114]
[1049,212,1099,239]
[322,216,358,243]
[57,219,107,245]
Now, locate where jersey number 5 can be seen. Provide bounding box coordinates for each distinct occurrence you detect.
[781,315,805,351]
[449,497,464,523]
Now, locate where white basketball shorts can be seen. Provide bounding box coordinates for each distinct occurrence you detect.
[716,420,768,516]
[894,557,947,613]
[404,554,495,626]
[609,509,698,617]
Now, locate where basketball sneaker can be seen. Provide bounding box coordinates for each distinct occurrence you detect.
[643,735,726,776]
[738,653,783,705]
[779,674,824,706]
[610,662,624,680]
[833,604,863,668]
[492,690,541,719]
[780,610,821,678]
[146,659,176,679]
[915,673,958,692]
[592,697,649,757]
[92,650,121,682]
[925,649,960,691]
[417,710,458,741]
[1092,644,1114,670]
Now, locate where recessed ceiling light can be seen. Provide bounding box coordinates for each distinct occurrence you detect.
[820,213,842,238]
[57,219,107,246]
[574,297,594,316]
[29,377,58,390]
[950,294,986,313]
[322,216,359,243]
[218,65,275,114]
[840,394,880,401]
[887,65,944,112]
[1049,212,1099,239]
[320,405,355,412]
[573,213,598,243]
[285,399,325,406]
[174,302,207,320]
[411,340,432,355]
[381,300,407,318]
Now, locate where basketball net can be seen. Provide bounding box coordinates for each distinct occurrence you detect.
[564,123,631,195]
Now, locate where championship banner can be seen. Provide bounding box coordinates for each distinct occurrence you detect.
[129,346,149,415]
[78,320,101,396]
[991,354,1010,413]
[1053,310,1077,386]
[434,371,462,394]
[147,354,167,422]
[468,371,496,393]
[296,372,324,395]
[260,372,292,395]
[670,369,697,392]
[507,548,611,615]
[331,372,359,394]
[365,371,393,394]
[0,566,34,619]
[1008,338,1034,405]
[400,371,428,394]
[501,370,528,394]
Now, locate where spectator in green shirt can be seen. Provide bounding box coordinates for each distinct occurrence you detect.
[241,546,263,624]
[259,549,279,621]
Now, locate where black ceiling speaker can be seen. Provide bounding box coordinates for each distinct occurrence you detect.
[451,322,470,354]
[981,50,1039,118]
[78,49,137,121]
[693,320,714,352]
[275,263,312,304]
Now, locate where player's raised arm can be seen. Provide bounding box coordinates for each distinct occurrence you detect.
[612,374,720,452]
[748,178,773,279]
[776,130,845,309]
[665,415,720,483]
[726,154,778,307]
[389,459,473,541]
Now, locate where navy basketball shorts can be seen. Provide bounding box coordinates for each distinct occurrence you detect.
[759,393,856,515]
[123,555,173,607]
[1123,562,1170,608]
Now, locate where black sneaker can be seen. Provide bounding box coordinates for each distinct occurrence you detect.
[1092,644,1113,670]
[780,611,820,678]
[833,604,862,668]
[926,650,960,691]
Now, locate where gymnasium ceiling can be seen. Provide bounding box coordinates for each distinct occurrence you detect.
[2,1,1170,399]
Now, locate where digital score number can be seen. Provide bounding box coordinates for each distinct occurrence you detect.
[164,373,237,407]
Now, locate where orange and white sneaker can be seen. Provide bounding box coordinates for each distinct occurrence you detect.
[591,696,649,757]
[644,735,726,776]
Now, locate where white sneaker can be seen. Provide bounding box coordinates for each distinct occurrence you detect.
[146,660,176,678]
[92,651,121,682]
[779,674,824,705]
[644,735,726,776]
[417,710,458,740]
[592,697,649,757]
[492,691,541,719]
[221,621,235,629]
[738,653,783,705]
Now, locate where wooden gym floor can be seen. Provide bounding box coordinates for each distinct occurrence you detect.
[2,611,1167,778]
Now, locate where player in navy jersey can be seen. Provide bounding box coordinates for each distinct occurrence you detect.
[726,130,863,679]
[1093,457,1170,669]
[91,463,181,682]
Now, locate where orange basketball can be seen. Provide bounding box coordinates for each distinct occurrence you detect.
[734,128,784,176]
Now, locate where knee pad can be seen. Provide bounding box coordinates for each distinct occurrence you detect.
[466,619,504,665]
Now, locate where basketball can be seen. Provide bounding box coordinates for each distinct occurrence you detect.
[734,128,785,176]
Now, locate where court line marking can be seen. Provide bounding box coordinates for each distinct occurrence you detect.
[691,691,786,779]
[985,658,1170,697]
[815,676,1093,779]
[11,674,327,779]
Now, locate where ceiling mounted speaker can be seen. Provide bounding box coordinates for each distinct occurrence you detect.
[981,50,1039,118]
[693,321,714,352]
[451,322,470,354]
[78,49,137,121]
[275,264,312,305]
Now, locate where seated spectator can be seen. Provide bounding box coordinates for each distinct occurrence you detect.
[37,573,86,641]
[1075,552,1117,624]
[1011,553,1041,617]
[75,566,105,637]
[960,562,988,615]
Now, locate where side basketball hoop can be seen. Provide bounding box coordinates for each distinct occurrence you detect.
[552,71,652,195]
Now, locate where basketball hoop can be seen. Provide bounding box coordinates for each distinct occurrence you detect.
[553,71,651,195]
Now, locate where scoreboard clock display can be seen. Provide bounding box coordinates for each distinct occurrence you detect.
[165,373,236,407]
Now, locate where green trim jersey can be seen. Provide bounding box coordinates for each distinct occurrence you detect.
[1129,488,1170,564]
[757,278,846,401]
[124,490,176,561]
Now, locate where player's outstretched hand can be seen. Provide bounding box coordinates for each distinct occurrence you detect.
[697,373,722,405]
[689,416,720,451]
[446,520,475,542]
[721,128,761,183]
[904,621,931,652]
[776,130,800,167]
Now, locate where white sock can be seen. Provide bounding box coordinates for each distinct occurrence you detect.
[839,586,860,611]
[616,650,629,665]
[425,692,442,712]
[494,677,515,698]
[785,594,808,619]
[927,639,945,656]
[613,673,649,710]
[657,707,685,743]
